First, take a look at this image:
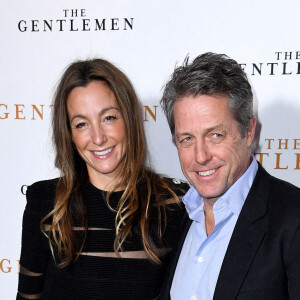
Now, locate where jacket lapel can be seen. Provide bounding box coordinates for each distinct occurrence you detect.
[213,164,270,300]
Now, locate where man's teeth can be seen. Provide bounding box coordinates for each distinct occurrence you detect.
[93,147,113,156]
[198,169,216,176]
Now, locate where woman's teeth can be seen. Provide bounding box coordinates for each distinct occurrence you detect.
[93,147,114,156]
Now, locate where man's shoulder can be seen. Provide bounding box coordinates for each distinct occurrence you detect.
[258,164,300,197]
[269,174,300,194]
[269,174,300,209]
[256,163,299,194]
[257,167,300,221]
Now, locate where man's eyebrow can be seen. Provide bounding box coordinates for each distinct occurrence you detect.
[175,131,191,139]
[204,124,225,133]
[175,124,225,138]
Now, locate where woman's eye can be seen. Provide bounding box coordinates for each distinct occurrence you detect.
[104,115,117,122]
[75,122,87,129]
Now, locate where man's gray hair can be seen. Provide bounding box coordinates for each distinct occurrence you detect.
[160,52,253,142]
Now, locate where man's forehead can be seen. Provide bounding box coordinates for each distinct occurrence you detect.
[174,95,231,120]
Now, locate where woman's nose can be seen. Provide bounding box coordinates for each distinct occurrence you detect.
[91,124,106,145]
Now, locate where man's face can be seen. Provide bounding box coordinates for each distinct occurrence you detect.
[174,94,256,204]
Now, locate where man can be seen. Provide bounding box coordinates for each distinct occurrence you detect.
[160,52,300,299]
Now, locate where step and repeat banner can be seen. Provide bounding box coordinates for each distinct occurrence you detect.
[1,0,299,297]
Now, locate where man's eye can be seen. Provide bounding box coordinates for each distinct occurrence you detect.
[178,136,193,147]
[212,133,222,138]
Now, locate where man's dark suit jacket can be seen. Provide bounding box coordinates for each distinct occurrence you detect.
[161,163,300,299]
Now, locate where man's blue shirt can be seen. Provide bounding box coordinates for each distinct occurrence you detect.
[171,157,258,300]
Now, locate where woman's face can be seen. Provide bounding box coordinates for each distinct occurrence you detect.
[67,80,127,190]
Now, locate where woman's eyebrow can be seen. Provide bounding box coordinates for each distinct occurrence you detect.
[70,114,87,123]
[99,107,121,116]
[70,107,121,123]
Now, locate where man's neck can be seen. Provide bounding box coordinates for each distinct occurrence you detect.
[203,198,217,236]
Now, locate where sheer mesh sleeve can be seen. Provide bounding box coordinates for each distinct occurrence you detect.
[17,182,52,299]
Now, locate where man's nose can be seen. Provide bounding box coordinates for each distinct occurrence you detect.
[195,139,211,164]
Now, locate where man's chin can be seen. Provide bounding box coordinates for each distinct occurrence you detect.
[193,187,224,202]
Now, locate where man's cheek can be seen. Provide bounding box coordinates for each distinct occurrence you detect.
[179,154,191,170]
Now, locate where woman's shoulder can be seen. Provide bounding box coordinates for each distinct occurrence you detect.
[154,176,190,208]
[162,176,190,196]
[141,169,190,203]
[158,177,189,245]
[27,177,59,192]
[25,178,59,212]
[27,178,59,197]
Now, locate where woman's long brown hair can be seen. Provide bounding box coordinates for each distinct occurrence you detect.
[41,59,182,267]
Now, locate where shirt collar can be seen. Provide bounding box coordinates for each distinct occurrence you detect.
[183,155,258,221]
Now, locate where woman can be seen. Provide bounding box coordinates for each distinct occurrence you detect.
[17,59,188,299]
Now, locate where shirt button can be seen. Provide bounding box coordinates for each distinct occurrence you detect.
[191,295,197,300]
[197,256,203,263]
